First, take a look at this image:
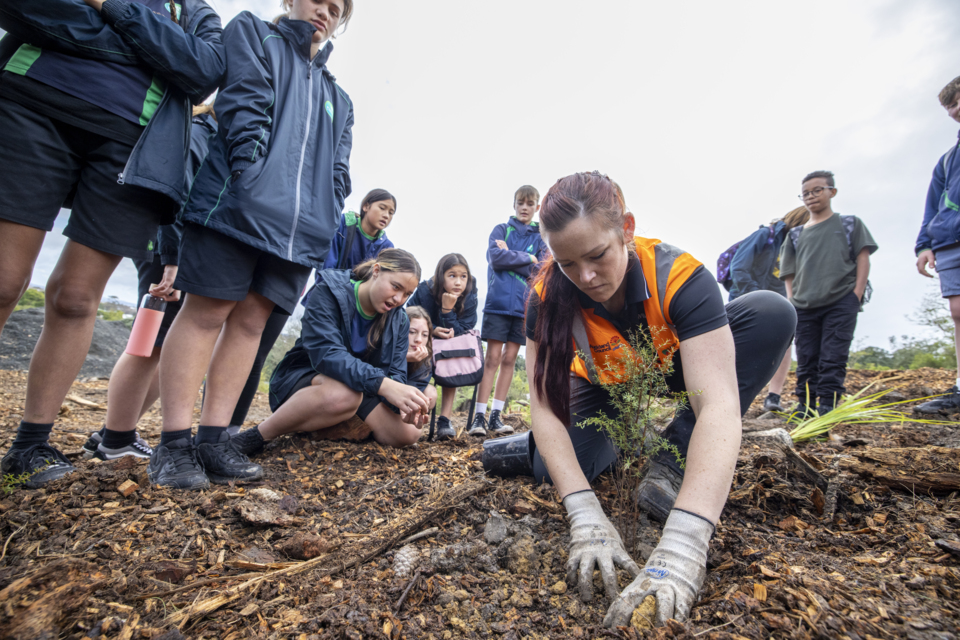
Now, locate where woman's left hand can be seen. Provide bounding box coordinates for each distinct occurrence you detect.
[82,0,105,11]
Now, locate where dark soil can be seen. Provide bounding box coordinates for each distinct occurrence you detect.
[0,308,129,379]
[0,368,958,639]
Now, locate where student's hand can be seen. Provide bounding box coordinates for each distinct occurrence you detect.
[433,327,454,340]
[530,254,539,264]
[82,0,105,10]
[406,344,430,364]
[603,510,712,628]
[495,239,509,250]
[441,292,459,313]
[917,250,936,278]
[379,378,429,416]
[148,266,181,302]
[400,408,428,429]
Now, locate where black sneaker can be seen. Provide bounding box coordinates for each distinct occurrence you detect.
[818,401,835,416]
[81,431,102,460]
[762,393,783,413]
[83,430,153,460]
[487,410,514,435]
[196,431,263,485]
[1,444,75,489]
[466,413,488,437]
[788,402,815,421]
[635,460,683,523]
[434,416,455,441]
[148,438,209,490]
[914,386,960,414]
[232,427,265,457]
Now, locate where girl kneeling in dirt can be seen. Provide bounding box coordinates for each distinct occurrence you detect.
[233,249,431,453]
[484,172,796,628]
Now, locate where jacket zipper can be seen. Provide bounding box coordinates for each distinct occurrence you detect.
[288,59,314,261]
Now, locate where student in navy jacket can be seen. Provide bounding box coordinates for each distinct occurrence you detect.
[728,206,809,412]
[404,306,438,412]
[406,254,478,440]
[233,249,429,452]
[154,0,355,491]
[0,0,224,489]
[469,185,548,438]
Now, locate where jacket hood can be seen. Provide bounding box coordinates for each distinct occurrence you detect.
[508,216,540,233]
[276,17,335,66]
[322,269,356,326]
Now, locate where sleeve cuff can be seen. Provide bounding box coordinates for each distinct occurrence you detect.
[159,253,179,266]
[365,373,385,397]
[916,245,932,256]
[100,0,130,24]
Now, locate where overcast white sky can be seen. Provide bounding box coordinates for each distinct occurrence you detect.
[31,0,960,351]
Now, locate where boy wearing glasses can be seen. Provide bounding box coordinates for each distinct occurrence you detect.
[914,76,960,414]
[779,171,878,416]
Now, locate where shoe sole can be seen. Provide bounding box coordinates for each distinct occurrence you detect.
[94,451,153,461]
[466,429,487,437]
[490,427,515,435]
[147,470,210,491]
[22,466,76,489]
[206,469,264,485]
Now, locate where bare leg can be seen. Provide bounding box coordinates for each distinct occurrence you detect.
[366,404,423,448]
[199,292,276,427]
[105,347,161,432]
[0,220,46,333]
[159,294,237,433]
[492,341,520,403]
[257,374,361,439]
[140,365,161,418]
[476,339,505,411]
[439,385,456,418]
[950,296,960,383]
[767,344,793,396]
[23,240,122,423]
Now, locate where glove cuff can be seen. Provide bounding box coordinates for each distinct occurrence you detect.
[562,490,602,517]
[662,509,714,559]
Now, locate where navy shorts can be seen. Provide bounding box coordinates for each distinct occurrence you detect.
[273,371,382,421]
[0,97,163,261]
[935,243,960,298]
[481,313,526,345]
[133,255,183,347]
[174,223,312,315]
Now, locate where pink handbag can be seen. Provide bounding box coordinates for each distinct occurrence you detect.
[431,330,484,387]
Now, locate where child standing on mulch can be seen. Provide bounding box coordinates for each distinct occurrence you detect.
[779,171,878,416]
[406,254,478,440]
[468,185,548,438]
[233,249,429,451]
[152,0,355,490]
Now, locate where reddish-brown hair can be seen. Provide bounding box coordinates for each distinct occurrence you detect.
[531,172,628,425]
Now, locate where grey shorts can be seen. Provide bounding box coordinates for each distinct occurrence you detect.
[935,243,960,298]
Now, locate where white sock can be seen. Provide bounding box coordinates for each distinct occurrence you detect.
[492,399,505,412]
[475,403,487,417]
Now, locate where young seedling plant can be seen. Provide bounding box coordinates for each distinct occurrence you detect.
[576,326,687,554]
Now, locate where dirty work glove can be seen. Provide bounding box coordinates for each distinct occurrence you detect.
[604,509,713,628]
[563,490,641,603]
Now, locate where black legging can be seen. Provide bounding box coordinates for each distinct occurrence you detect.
[229,309,289,426]
[532,290,797,483]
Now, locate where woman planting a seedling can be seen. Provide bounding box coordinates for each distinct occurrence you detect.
[484,172,796,627]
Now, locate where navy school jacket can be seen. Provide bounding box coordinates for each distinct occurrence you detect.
[728,221,788,301]
[916,134,960,255]
[181,13,353,268]
[484,217,548,318]
[406,277,479,336]
[269,270,408,410]
[0,0,225,216]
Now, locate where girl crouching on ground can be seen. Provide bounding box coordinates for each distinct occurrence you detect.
[406,254,477,440]
[233,249,430,453]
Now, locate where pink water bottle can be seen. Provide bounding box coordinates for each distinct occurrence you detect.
[125,294,167,357]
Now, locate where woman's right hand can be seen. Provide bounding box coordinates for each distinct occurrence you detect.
[379,378,429,415]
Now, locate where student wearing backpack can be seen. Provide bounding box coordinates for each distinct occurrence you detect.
[0,0,224,488]
[406,254,478,440]
[779,171,878,416]
[232,249,429,452]
[914,78,960,414]
[152,0,354,490]
[728,206,809,412]
[225,188,396,435]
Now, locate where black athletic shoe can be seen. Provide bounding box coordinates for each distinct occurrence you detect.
[1,443,75,488]
[635,460,683,523]
[83,430,153,460]
[818,401,835,416]
[81,431,102,459]
[466,413,488,437]
[788,402,815,421]
[915,386,960,414]
[232,427,265,457]
[196,431,263,485]
[434,416,455,441]
[148,438,209,491]
[487,410,514,435]
[762,393,783,413]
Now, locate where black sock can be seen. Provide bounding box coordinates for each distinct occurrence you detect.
[195,425,227,445]
[12,421,54,448]
[160,428,193,447]
[101,428,136,449]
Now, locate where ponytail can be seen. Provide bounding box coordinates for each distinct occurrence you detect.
[351,248,421,352]
[168,1,179,24]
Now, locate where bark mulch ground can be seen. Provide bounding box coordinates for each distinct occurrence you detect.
[0,368,958,639]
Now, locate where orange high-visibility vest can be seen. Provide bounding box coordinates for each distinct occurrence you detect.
[535,237,702,384]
